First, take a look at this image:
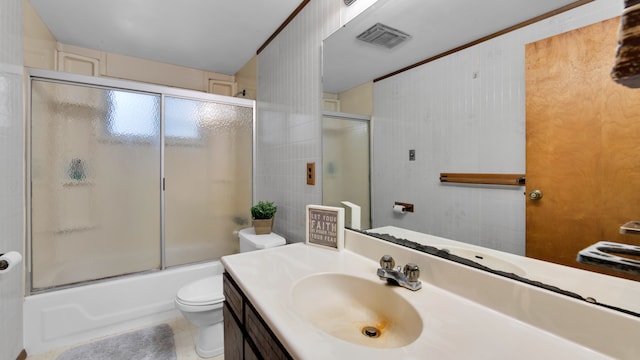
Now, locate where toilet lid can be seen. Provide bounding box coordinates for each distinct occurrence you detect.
[239,227,286,249]
[176,276,224,306]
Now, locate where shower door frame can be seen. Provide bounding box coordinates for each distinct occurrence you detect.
[25,68,256,294]
[321,110,373,229]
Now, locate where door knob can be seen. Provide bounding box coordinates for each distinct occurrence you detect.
[528,189,543,200]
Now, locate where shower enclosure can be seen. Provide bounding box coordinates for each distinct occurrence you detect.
[322,111,371,229]
[28,70,254,292]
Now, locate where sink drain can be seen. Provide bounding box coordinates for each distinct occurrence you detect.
[361,326,381,338]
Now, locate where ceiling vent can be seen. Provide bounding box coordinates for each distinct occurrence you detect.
[356,23,411,49]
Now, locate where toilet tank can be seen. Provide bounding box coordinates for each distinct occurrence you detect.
[238,228,286,252]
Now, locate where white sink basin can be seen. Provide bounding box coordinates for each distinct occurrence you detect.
[291,273,423,348]
[439,246,526,276]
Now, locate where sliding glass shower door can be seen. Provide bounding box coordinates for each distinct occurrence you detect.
[29,74,254,291]
[31,80,162,290]
[164,96,253,266]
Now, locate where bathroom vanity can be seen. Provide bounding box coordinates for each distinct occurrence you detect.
[223,272,292,360]
[221,229,640,359]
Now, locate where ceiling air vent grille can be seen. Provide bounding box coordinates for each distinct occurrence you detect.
[356,23,411,49]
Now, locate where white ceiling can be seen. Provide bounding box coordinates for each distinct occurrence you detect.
[29,0,302,75]
[29,0,587,92]
[323,0,583,93]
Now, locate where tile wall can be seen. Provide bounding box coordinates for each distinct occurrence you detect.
[256,0,340,242]
[372,0,622,254]
[0,0,24,358]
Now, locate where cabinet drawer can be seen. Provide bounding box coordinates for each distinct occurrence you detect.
[223,272,243,320]
[245,304,291,360]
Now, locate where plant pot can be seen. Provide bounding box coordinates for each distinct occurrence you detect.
[252,218,274,235]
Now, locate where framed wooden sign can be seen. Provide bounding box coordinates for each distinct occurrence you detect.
[305,205,345,251]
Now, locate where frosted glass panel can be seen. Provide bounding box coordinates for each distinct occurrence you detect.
[165,96,253,266]
[108,91,161,138]
[30,80,161,290]
[322,116,371,229]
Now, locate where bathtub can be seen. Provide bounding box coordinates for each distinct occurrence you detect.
[23,260,223,355]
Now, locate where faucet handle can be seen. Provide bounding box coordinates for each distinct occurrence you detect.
[379,255,395,270]
[403,263,420,283]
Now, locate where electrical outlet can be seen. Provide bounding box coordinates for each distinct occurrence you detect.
[409,149,415,161]
[307,162,315,185]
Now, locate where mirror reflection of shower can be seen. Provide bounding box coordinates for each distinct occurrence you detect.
[322,112,371,229]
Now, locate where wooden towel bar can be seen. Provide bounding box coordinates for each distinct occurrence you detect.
[439,173,526,186]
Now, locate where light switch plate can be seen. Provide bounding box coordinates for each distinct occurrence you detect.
[307,162,315,185]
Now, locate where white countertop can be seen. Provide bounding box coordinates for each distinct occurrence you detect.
[221,241,625,359]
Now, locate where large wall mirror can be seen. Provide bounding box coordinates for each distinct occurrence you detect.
[323,0,640,316]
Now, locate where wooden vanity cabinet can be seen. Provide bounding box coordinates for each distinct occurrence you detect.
[223,272,293,360]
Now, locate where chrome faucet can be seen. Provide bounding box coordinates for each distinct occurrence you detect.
[377,255,422,291]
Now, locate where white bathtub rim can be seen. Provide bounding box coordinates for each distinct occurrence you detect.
[24,260,223,356]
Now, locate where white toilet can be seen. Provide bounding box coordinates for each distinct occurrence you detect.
[175,276,224,358]
[175,228,286,358]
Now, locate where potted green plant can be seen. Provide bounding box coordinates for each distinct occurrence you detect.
[251,200,277,234]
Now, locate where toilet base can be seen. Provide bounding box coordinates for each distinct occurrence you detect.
[195,321,224,358]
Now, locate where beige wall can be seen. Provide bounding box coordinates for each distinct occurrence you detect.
[23,0,238,94]
[23,0,56,70]
[338,81,373,116]
[235,55,257,100]
[322,81,374,116]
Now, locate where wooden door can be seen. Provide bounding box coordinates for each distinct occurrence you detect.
[526,17,640,280]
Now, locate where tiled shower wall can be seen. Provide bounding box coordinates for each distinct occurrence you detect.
[372,0,622,254]
[0,0,24,358]
[256,0,340,242]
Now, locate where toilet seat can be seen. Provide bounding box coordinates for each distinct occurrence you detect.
[176,276,224,306]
